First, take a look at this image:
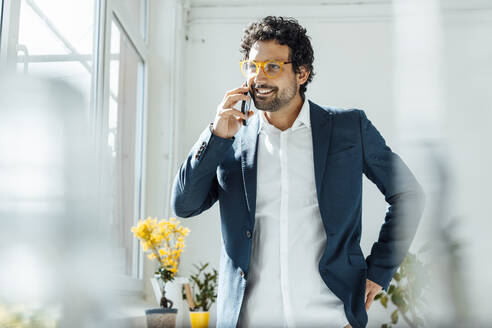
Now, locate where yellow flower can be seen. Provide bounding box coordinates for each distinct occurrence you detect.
[131,216,190,280]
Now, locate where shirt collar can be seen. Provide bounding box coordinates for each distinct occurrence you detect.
[258,97,310,133]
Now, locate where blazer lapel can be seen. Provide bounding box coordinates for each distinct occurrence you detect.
[309,100,333,202]
[240,113,260,224]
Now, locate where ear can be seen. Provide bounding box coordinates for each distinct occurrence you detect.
[296,66,310,85]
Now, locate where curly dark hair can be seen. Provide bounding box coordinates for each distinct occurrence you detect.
[240,16,315,98]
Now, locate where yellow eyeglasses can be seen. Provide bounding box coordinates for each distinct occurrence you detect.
[239,60,292,79]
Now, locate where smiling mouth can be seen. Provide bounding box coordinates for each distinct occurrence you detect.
[255,88,275,97]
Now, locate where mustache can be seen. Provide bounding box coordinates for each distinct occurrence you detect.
[252,84,277,91]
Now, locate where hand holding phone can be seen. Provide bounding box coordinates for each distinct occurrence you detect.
[240,81,252,126]
[212,85,252,139]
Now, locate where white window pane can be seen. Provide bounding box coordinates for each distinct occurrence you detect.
[16,0,96,114]
[20,0,94,54]
[107,16,145,277]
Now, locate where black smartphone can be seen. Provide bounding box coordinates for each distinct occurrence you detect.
[240,81,252,126]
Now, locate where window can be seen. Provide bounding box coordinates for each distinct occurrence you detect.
[0,0,149,290]
[16,0,96,115]
[101,0,149,286]
[107,15,146,278]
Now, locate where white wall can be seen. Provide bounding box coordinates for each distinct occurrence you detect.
[144,0,492,326]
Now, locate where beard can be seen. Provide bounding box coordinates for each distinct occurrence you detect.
[251,76,297,112]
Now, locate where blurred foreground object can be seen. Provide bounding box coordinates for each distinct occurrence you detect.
[373,249,431,328]
[0,73,116,327]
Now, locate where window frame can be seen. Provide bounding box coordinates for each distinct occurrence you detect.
[0,0,4,46]
[0,0,149,294]
[96,0,149,293]
[0,0,20,69]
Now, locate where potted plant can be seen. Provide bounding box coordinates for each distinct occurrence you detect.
[131,217,190,328]
[181,262,218,328]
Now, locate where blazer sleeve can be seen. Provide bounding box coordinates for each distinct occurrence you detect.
[359,110,426,292]
[171,124,235,218]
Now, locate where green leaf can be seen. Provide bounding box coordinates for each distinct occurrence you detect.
[186,262,219,311]
[388,285,395,294]
[381,295,388,308]
[391,293,407,308]
[391,310,398,324]
[374,292,382,300]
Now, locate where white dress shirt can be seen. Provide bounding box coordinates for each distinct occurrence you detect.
[237,98,349,328]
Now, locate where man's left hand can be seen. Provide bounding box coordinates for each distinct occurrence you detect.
[365,279,382,311]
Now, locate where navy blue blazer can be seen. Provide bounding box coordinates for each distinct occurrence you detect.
[171,100,425,328]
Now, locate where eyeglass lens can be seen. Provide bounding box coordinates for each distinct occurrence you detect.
[243,61,282,77]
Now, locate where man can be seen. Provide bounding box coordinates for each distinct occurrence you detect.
[171,16,425,328]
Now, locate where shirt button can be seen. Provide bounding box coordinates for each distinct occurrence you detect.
[245,230,252,239]
[239,270,245,278]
